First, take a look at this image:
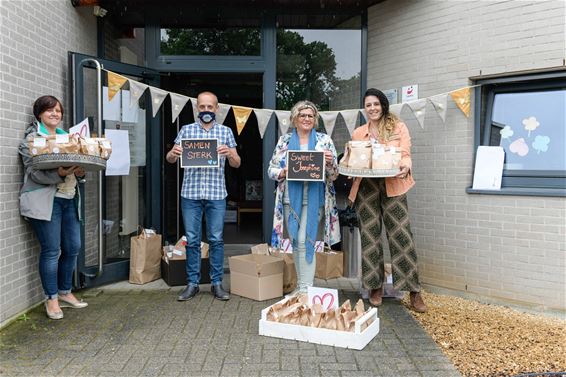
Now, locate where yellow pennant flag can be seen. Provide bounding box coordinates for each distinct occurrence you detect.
[107,71,128,101]
[233,106,253,135]
[450,87,471,117]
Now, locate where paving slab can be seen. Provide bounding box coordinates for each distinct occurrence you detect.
[0,276,461,377]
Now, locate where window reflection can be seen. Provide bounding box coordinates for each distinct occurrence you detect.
[276,22,362,152]
[160,28,261,56]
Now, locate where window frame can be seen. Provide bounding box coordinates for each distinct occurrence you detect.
[468,68,566,197]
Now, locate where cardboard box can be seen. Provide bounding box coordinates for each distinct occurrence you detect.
[315,250,344,279]
[229,254,284,301]
[161,242,210,286]
[259,297,380,350]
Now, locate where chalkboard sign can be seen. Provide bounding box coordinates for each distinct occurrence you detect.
[180,138,219,168]
[286,150,325,182]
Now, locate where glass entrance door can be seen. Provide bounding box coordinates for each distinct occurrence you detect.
[161,72,264,247]
[70,52,161,287]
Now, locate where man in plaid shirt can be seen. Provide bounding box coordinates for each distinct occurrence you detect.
[166,92,241,301]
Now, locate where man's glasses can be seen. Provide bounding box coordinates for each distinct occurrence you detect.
[298,113,315,119]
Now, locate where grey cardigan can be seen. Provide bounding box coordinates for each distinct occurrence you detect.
[19,122,80,221]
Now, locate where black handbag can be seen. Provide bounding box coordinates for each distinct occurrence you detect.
[338,206,359,228]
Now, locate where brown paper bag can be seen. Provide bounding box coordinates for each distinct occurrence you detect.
[315,249,343,279]
[129,228,162,284]
[270,249,297,294]
[341,141,372,169]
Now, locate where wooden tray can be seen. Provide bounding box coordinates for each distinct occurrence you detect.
[31,153,107,171]
[339,165,399,178]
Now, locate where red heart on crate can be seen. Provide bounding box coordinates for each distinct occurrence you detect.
[312,293,334,311]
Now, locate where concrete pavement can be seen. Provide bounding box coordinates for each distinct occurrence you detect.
[0,276,461,377]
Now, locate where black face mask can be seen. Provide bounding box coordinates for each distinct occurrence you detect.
[198,111,216,124]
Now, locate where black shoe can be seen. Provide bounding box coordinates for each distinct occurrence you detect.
[211,285,230,301]
[177,285,199,301]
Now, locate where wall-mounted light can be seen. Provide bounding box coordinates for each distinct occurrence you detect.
[93,5,108,17]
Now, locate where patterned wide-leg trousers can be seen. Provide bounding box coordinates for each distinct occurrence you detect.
[355,178,421,292]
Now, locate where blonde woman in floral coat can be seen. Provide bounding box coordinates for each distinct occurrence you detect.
[268,100,341,294]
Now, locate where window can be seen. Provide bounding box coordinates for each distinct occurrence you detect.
[472,70,566,196]
[160,27,261,56]
[276,15,363,153]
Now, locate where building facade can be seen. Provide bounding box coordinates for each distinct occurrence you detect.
[1,0,564,326]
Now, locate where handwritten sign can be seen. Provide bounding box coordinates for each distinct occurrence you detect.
[181,138,219,168]
[286,150,325,182]
[307,287,339,311]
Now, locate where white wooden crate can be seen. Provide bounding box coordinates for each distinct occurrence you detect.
[258,299,380,350]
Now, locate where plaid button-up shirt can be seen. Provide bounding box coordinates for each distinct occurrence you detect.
[174,121,237,200]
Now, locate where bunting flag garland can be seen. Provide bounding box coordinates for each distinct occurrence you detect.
[148,87,169,117]
[253,108,274,138]
[128,80,148,108]
[389,103,404,117]
[429,93,448,123]
[170,93,190,123]
[107,71,128,101]
[216,103,232,126]
[233,106,253,135]
[102,69,477,139]
[320,111,340,137]
[274,110,291,135]
[190,97,198,119]
[339,109,360,136]
[450,87,471,117]
[406,99,427,129]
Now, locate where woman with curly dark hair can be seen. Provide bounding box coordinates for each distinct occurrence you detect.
[348,88,427,312]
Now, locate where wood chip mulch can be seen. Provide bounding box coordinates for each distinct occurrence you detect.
[402,291,566,377]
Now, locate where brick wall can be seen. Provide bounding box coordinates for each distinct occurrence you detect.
[366,0,565,310]
[0,0,97,326]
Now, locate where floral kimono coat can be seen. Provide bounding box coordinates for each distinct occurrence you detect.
[268,131,341,250]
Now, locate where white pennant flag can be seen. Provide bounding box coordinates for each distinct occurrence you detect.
[253,108,274,139]
[148,87,169,117]
[389,103,404,118]
[128,80,148,108]
[190,97,198,120]
[429,93,448,123]
[406,99,427,129]
[169,93,190,123]
[319,111,340,137]
[216,103,231,125]
[339,109,360,136]
[274,110,292,135]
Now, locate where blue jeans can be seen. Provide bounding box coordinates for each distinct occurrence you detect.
[181,198,226,286]
[29,197,81,299]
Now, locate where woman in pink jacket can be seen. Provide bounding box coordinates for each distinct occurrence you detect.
[348,88,427,312]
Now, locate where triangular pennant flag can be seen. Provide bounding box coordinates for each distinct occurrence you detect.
[170,93,190,123]
[274,110,292,135]
[319,111,340,136]
[406,99,427,129]
[107,71,128,101]
[253,108,274,139]
[148,86,169,117]
[128,80,148,108]
[450,87,471,117]
[389,103,404,118]
[190,97,198,120]
[339,109,360,136]
[429,94,448,123]
[359,109,366,124]
[232,106,253,135]
[216,103,231,125]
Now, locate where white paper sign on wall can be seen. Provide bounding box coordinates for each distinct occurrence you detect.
[401,85,419,102]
